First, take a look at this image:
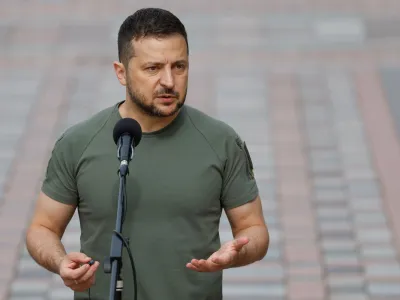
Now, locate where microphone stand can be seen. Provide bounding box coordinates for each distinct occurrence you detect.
[104,141,134,300]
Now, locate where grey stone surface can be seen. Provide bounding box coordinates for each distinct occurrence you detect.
[47,288,74,300]
[261,247,281,261]
[347,179,382,198]
[323,249,359,257]
[10,279,50,296]
[223,297,277,300]
[313,177,345,189]
[321,231,354,239]
[317,207,351,220]
[224,263,285,279]
[367,283,400,296]
[8,298,46,300]
[263,214,279,227]
[15,258,52,279]
[314,189,347,203]
[303,104,333,126]
[326,265,364,275]
[341,154,371,169]
[325,254,360,265]
[257,180,276,200]
[313,17,365,43]
[356,229,392,244]
[311,157,342,172]
[354,212,388,225]
[330,294,368,300]
[321,240,358,251]
[366,19,400,39]
[380,68,400,141]
[310,149,341,166]
[319,220,353,232]
[349,198,383,211]
[222,283,286,297]
[365,263,400,277]
[361,246,397,259]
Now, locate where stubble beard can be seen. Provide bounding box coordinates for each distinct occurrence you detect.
[126,81,186,118]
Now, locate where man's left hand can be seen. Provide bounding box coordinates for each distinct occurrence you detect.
[186,237,249,272]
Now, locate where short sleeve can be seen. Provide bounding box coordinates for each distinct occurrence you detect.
[41,133,78,205]
[221,133,259,209]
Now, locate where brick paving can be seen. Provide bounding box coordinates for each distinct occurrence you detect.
[1,1,400,300]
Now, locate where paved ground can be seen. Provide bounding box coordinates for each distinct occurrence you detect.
[1,1,400,299]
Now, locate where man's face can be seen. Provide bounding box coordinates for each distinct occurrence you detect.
[123,34,189,117]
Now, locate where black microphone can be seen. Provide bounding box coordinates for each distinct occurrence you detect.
[113,118,142,174]
[106,117,142,300]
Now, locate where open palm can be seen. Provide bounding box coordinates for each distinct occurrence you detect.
[186,237,249,272]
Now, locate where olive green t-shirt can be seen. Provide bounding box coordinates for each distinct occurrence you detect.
[41,101,259,300]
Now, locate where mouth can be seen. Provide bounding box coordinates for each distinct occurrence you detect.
[157,95,176,98]
[156,95,176,104]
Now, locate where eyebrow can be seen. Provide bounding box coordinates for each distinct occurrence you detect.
[142,60,187,67]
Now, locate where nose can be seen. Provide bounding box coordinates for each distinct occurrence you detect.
[160,68,174,89]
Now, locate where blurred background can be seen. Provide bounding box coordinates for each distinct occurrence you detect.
[1,1,400,299]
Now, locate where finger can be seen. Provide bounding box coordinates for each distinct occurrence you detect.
[190,258,220,272]
[64,263,91,281]
[67,262,78,269]
[77,261,100,283]
[68,252,92,264]
[198,259,217,272]
[186,263,202,272]
[190,259,208,271]
[211,253,232,265]
[190,259,202,269]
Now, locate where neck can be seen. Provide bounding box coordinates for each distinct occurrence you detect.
[118,100,180,133]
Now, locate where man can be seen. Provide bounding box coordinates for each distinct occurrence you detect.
[25,7,269,300]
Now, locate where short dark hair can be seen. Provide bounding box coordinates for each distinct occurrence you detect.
[117,8,189,66]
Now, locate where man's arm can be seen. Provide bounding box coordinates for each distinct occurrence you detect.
[225,195,269,267]
[186,195,269,272]
[25,191,76,274]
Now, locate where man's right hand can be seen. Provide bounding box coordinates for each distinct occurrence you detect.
[58,252,100,292]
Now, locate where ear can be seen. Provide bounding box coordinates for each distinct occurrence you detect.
[113,61,127,86]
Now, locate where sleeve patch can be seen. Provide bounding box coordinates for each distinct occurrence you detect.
[243,141,255,179]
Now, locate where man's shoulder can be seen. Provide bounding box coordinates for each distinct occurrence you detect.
[184,105,238,140]
[184,106,243,161]
[55,103,117,149]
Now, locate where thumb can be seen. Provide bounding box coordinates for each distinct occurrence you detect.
[67,252,92,264]
[232,237,249,249]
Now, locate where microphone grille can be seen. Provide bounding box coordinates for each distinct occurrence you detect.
[113,118,142,146]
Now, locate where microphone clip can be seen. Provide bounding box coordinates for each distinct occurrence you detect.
[116,142,134,161]
[116,136,135,177]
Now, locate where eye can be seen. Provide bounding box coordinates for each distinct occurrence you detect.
[176,63,186,70]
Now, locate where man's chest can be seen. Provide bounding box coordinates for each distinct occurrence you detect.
[75,143,223,222]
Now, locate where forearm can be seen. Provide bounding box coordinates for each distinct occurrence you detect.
[231,225,269,268]
[26,225,67,274]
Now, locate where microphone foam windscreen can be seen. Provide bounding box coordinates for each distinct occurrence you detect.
[113,118,142,146]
